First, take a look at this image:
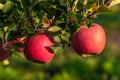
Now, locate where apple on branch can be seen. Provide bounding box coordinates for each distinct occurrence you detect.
[24,33,54,64]
[71,23,106,57]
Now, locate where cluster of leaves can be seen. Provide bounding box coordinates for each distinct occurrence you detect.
[0,0,120,54]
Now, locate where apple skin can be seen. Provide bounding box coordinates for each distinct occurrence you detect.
[71,23,106,57]
[24,33,54,63]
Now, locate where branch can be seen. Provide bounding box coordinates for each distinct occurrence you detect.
[71,0,79,12]
[87,11,99,19]
[87,0,113,19]
[26,8,35,29]
[35,28,48,33]
[104,0,113,6]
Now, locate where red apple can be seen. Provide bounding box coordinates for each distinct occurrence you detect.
[24,33,54,63]
[0,41,11,61]
[71,23,106,57]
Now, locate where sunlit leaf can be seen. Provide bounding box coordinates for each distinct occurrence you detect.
[0,3,4,10]
[53,35,61,43]
[51,45,64,54]
[60,30,70,43]
[2,0,14,13]
[48,26,62,32]
[88,3,98,13]
[109,0,120,7]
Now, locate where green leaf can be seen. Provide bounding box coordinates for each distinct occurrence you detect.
[31,0,43,8]
[50,45,64,54]
[96,6,112,13]
[14,42,24,49]
[0,28,4,39]
[48,26,62,32]
[53,35,61,43]
[21,0,30,7]
[7,30,15,41]
[67,12,79,26]
[60,30,70,43]
[2,0,14,13]
[41,2,57,18]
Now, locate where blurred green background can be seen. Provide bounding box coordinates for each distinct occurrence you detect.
[1,5,120,80]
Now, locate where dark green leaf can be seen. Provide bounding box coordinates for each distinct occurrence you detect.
[14,42,24,48]
[21,0,31,7]
[67,12,79,26]
[7,31,16,41]
[31,0,43,8]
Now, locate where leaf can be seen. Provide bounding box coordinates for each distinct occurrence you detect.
[50,45,64,54]
[0,28,4,39]
[52,5,67,12]
[88,3,98,13]
[2,0,14,13]
[7,31,15,41]
[67,12,79,26]
[42,15,50,27]
[0,3,4,10]
[96,6,112,13]
[14,42,24,48]
[60,30,70,43]
[21,0,30,7]
[48,26,62,32]
[53,35,61,43]
[109,0,120,7]
[31,0,43,8]
[41,2,57,18]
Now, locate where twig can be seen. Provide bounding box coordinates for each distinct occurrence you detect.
[66,0,70,12]
[36,28,48,33]
[71,0,79,12]
[104,0,113,6]
[87,11,99,19]
[87,0,113,19]
[26,8,35,29]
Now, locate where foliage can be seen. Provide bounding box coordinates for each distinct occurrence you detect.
[0,0,119,53]
[0,0,120,79]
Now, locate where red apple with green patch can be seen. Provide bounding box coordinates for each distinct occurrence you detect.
[24,33,54,63]
[71,23,106,57]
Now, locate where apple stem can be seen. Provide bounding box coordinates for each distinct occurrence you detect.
[80,21,88,28]
[71,0,79,12]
